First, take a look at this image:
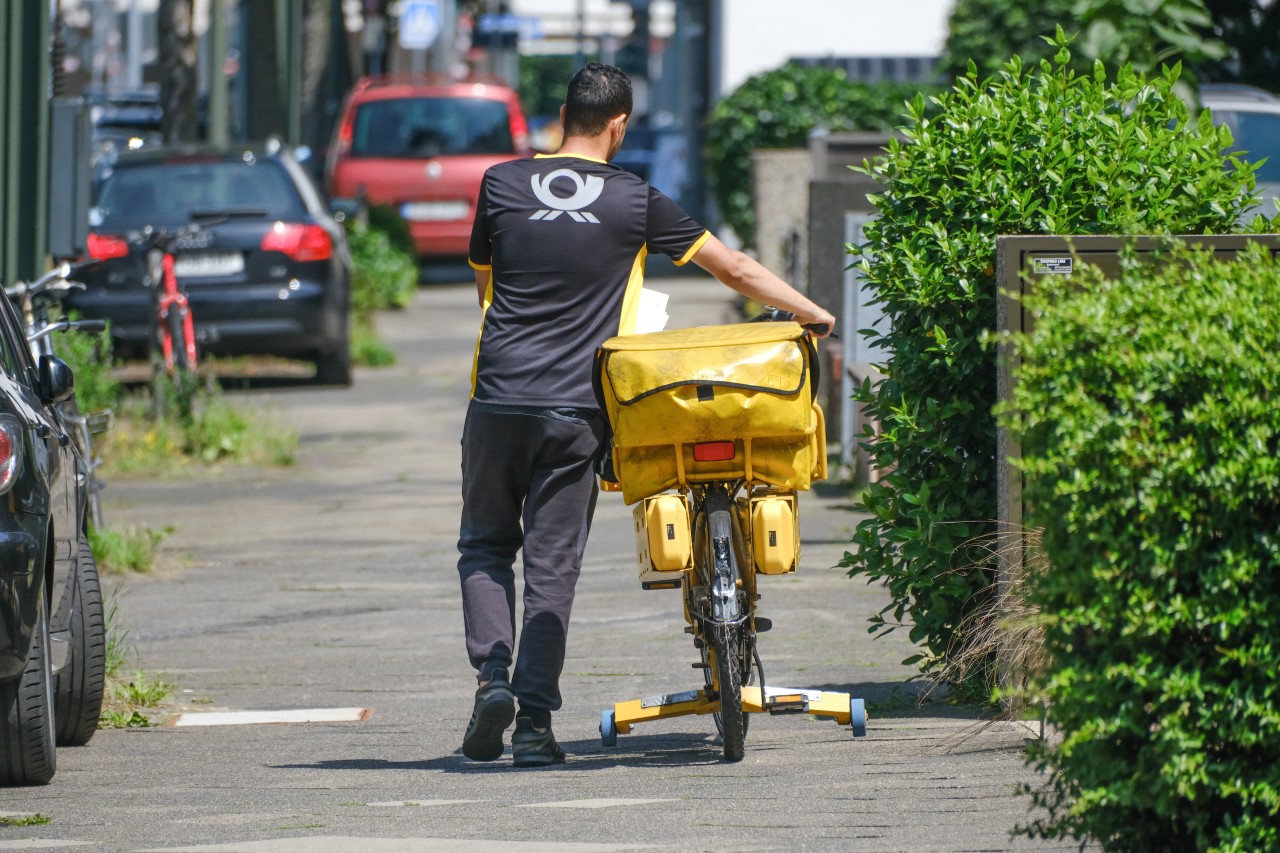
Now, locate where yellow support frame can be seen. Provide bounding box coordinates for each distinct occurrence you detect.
[611,685,855,734]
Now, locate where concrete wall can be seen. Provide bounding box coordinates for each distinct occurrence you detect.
[751,148,813,290]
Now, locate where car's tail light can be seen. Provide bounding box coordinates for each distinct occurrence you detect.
[87,232,129,261]
[0,416,24,494]
[260,223,333,262]
[510,108,529,153]
[693,441,736,463]
[334,111,354,158]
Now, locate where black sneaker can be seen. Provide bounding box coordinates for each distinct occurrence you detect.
[461,669,515,761]
[511,717,566,767]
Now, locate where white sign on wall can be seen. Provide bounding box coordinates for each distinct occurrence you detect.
[399,0,442,50]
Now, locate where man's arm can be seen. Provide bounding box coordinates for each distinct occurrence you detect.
[689,234,836,336]
[474,267,490,307]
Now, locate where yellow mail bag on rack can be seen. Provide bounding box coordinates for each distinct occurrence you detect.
[594,322,827,504]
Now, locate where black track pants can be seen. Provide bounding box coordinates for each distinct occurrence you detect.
[456,401,603,725]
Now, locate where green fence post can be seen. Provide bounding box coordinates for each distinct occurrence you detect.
[1,1,51,284]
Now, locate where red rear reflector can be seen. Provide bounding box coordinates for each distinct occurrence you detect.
[693,441,736,462]
[260,223,333,262]
[87,232,129,260]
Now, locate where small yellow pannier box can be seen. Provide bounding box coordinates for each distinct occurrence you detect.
[750,493,799,575]
[633,493,692,585]
[596,322,827,504]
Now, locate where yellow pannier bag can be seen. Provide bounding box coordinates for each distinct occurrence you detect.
[594,322,827,504]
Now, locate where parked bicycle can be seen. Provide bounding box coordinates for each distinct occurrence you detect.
[134,222,203,376]
[122,218,229,415]
[5,261,112,529]
[593,310,866,761]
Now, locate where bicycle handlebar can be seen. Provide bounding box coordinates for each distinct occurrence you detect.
[5,259,98,301]
[26,318,107,345]
[748,308,838,339]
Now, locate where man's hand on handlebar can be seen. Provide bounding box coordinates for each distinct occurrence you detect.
[750,307,838,339]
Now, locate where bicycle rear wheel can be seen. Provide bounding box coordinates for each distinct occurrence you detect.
[167,308,194,374]
[705,490,747,762]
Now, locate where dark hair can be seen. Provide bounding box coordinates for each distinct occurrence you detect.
[563,63,633,137]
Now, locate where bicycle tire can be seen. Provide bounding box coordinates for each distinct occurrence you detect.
[706,493,747,762]
[167,308,193,374]
[701,635,751,743]
[54,541,105,745]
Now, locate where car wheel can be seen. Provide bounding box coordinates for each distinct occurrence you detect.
[313,350,352,387]
[55,541,106,746]
[0,595,57,785]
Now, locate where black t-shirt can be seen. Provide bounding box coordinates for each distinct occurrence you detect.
[468,153,709,408]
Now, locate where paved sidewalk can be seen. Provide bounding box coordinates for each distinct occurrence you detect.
[0,277,1087,852]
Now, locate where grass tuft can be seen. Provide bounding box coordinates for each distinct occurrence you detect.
[931,525,1049,721]
[0,814,51,826]
[89,525,170,575]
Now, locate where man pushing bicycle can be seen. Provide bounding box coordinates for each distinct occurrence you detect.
[458,63,834,766]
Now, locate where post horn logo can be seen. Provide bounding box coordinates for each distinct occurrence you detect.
[529,169,604,222]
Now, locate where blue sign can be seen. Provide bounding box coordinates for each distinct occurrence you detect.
[399,0,442,50]
[477,13,541,40]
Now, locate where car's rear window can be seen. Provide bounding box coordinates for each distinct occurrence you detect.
[351,97,514,157]
[95,159,304,226]
[1233,110,1280,183]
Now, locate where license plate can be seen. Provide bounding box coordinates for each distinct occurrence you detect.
[401,201,469,221]
[173,252,244,278]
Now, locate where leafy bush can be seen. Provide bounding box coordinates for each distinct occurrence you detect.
[347,212,418,315]
[842,34,1260,686]
[1008,243,1280,851]
[57,319,123,414]
[705,64,926,247]
[942,0,1226,83]
[942,0,1074,81]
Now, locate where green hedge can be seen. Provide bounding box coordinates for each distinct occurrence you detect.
[1009,243,1280,851]
[842,34,1260,686]
[346,208,417,316]
[705,63,924,248]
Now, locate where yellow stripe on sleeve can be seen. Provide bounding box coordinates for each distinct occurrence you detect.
[674,230,712,266]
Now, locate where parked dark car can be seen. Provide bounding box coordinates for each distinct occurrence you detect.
[73,141,353,385]
[86,86,165,180]
[0,291,103,786]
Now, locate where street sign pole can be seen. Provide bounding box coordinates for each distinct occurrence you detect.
[399,0,444,75]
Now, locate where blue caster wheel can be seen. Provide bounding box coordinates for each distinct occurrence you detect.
[600,708,618,747]
[850,697,868,738]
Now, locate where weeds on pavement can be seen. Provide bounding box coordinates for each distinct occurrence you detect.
[90,524,170,575]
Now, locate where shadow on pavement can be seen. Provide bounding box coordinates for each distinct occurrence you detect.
[269,733,734,774]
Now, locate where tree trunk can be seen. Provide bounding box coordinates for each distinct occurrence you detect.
[157,0,198,143]
[245,2,285,141]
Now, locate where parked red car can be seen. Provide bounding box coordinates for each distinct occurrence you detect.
[325,75,531,261]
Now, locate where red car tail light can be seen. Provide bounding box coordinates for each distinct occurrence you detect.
[87,232,129,261]
[260,223,333,262]
[693,441,736,463]
[509,107,529,153]
[334,114,354,158]
[0,416,24,494]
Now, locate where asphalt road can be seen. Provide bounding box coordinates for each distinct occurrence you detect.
[0,277,1088,852]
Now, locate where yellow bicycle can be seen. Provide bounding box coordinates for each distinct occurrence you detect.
[593,313,867,761]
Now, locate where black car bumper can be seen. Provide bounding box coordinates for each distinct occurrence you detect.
[65,278,347,360]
